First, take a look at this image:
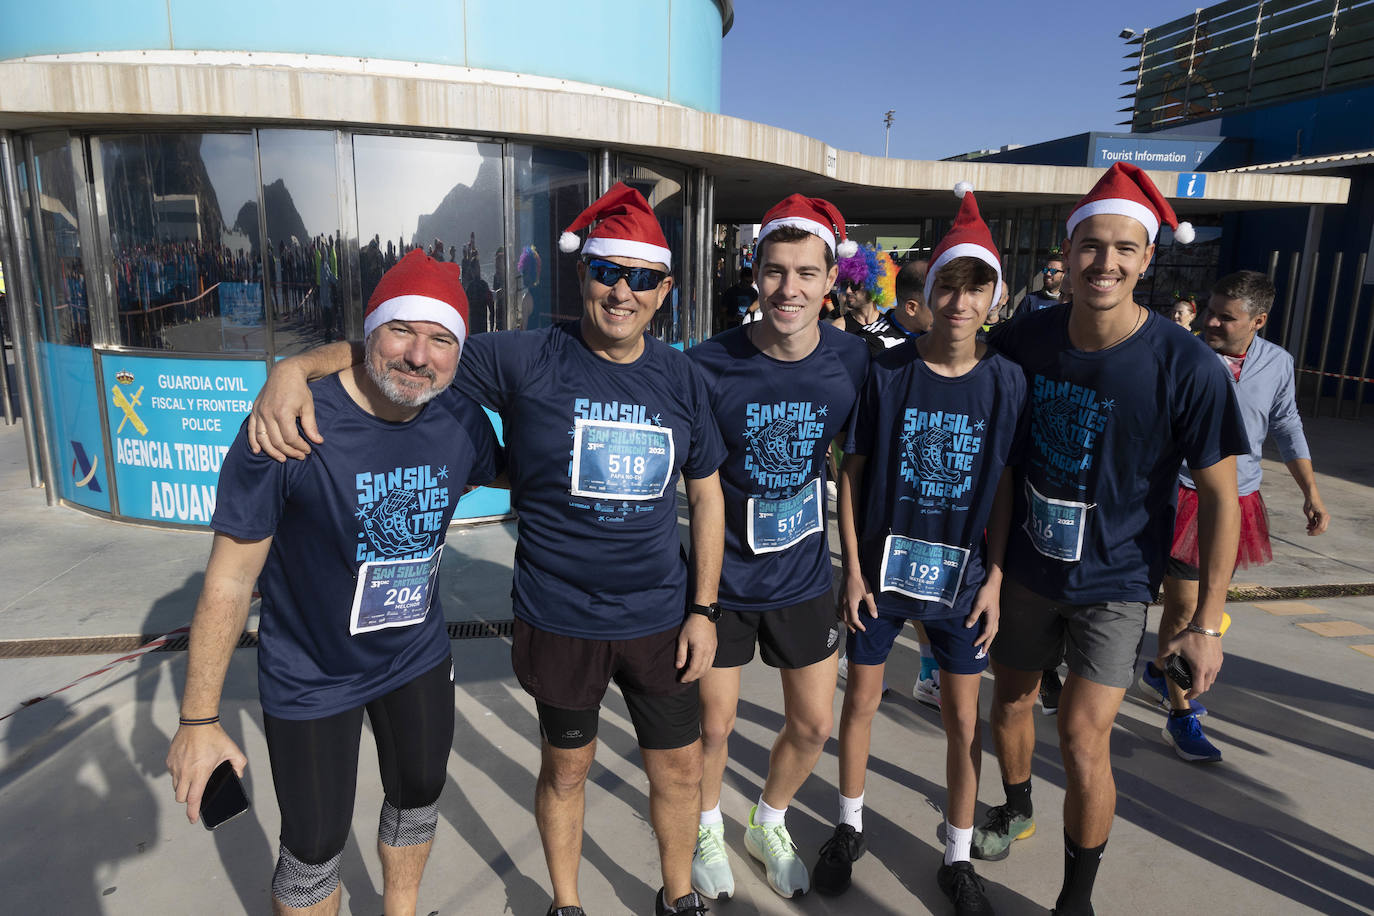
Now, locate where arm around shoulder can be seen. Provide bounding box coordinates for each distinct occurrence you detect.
[248,341,361,461]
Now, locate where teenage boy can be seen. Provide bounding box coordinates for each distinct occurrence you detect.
[975,163,1246,916]
[816,186,1027,915]
[687,195,870,901]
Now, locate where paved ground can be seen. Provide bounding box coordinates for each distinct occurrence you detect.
[0,413,1372,915]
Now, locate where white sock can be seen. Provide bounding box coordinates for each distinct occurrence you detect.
[944,823,973,865]
[756,797,787,826]
[700,803,722,827]
[839,793,864,832]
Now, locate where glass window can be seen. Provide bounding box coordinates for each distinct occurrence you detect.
[258,130,346,358]
[97,133,264,352]
[512,145,590,329]
[352,134,505,334]
[25,134,91,346]
[617,159,688,345]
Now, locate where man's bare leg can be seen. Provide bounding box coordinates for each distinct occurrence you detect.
[761,651,839,809]
[379,839,432,916]
[989,661,1040,785]
[273,886,341,916]
[1056,675,1126,847]
[643,740,705,902]
[940,672,984,831]
[698,666,742,813]
[535,739,597,909]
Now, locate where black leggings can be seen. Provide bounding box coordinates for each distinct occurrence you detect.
[262,656,455,864]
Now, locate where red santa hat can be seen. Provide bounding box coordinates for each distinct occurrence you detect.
[1066,161,1195,245]
[364,248,469,345]
[558,182,672,269]
[757,194,858,259]
[925,182,1003,308]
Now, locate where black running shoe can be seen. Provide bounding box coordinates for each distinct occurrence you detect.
[655,887,709,915]
[548,906,586,916]
[937,861,996,915]
[813,823,867,896]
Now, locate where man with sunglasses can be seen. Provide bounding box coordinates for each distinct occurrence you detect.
[245,183,727,916]
[1016,253,1067,315]
[686,195,870,901]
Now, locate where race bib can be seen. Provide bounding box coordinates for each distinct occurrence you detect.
[747,478,824,554]
[570,419,674,500]
[1024,480,1090,562]
[349,545,443,635]
[879,535,969,608]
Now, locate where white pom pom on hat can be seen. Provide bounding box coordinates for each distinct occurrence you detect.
[1173,221,1196,245]
[558,231,580,254]
[836,239,859,258]
[954,181,974,198]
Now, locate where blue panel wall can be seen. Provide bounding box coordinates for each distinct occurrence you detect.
[0,0,725,111]
[670,0,723,113]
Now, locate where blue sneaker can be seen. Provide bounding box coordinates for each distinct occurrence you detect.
[1138,662,1207,717]
[1163,712,1222,762]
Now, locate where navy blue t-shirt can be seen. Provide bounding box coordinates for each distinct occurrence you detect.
[993,305,1246,603]
[456,321,728,639]
[689,323,869,611]
[212,374,502,719]
[846,343,1028,620]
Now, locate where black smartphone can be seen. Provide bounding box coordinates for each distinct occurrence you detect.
[201,761,251,830]
[1164,652,1193,691]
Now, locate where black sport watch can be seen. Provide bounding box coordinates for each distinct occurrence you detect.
[687,602,722,622]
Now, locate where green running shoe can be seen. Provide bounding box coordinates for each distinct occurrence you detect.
[971,804,1035,861]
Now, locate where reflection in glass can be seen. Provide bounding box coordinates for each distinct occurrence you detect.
[99,133,263,352]
[24,134,91,346]
[512,146,589,329]
[353,134,505,334]
[259,130,345,357]
[617,159,688,345]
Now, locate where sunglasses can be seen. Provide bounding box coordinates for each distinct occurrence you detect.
[1042,268,1064,277]
[585,258,667,292]
[840,281,864,292]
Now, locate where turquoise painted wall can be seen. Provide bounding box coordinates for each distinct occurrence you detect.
[1,0,723,112]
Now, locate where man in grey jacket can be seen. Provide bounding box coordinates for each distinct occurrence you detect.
[1142,269,1330,762]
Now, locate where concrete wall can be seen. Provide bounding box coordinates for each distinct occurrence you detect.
[0,0,726,112]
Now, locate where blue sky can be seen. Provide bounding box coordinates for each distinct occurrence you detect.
[721,0,1197,160]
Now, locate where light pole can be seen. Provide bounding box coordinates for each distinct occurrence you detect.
[883,109,896,157]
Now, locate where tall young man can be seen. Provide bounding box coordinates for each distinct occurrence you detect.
[246,184,727,916]
[1141,270,1329,762]
[168,251,502,916]
[687,196,870,900]
[975,163,1246,915]
[820,187,1027,916]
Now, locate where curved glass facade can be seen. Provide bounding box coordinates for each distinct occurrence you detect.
[5,126,710,526]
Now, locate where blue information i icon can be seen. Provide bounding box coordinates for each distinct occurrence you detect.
[1177,172,1207,199]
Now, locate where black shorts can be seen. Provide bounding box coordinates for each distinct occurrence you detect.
[1165,555,1201,581]
[511,617,700,751]
[262,655,454,864]
[714,590,842,669]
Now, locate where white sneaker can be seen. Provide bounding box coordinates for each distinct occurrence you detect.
[692,822,734,901]
[913,670,941,711]
[838,654,848,680]
[744,806,809,898]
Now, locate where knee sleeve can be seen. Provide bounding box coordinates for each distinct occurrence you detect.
[272,844,342,909]
[378,799,439,848]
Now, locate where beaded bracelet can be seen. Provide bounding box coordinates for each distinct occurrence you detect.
[178,715,221,726]
[1185,623,1222,638]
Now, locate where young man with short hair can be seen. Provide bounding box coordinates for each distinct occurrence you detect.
[817,187,1026,915]
[1141,269,1329,762]
[687,195,870,901]
[246,184,727,916]
[168,251,502,916]
[976,163,1246,915]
